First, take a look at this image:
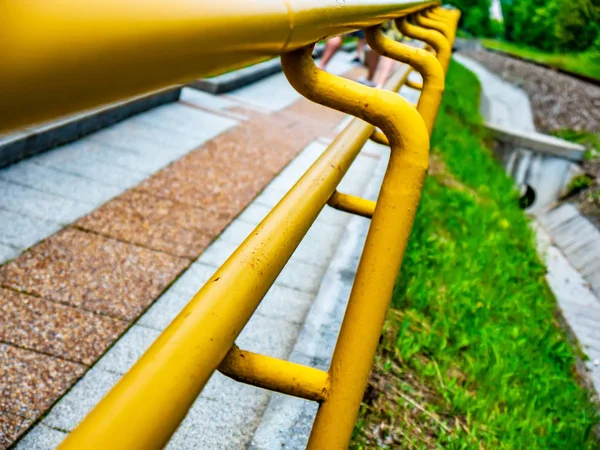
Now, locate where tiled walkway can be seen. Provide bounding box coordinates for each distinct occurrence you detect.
[0,53,359,448]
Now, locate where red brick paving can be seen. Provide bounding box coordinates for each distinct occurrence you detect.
[0,229,189,321]
[0,344,85,446]
[1,413,32,450]
[0,288,127,365]
[77,190,230,259]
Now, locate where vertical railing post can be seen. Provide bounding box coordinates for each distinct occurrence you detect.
[281,44,431,449]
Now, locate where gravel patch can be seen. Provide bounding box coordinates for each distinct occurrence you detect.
[461,49,600,133]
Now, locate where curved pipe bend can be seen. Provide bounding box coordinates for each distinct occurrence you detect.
[281,45,429,166]
[364,26,444,135]
[397,16,451,74]
[415,10,453,42]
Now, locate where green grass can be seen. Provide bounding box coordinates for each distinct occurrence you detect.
[481,39,600,82]
[352,61,599,449]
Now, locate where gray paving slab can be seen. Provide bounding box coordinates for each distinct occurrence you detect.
[33,140,149,189]
[97,147,184,174]
[538,203,579,230]
[227,71,303,113]
[541,205,600,297]
[201,372,269,411]
[0,88,181,170]
[217,219,257,247]
[275,259,326,294]
[249,394,318,450]
[255,285,314,324]
[0,208,61,251]
[0,159,122,205]
[553,219,594,249]
[0,179,91,224]
[265,141,328,193]
[292,221,345,268]
[0,242,20,264]
[568,314,600,333]
[564,231,600,258]
[179,87,240,111]
[196,238,237,268]
[564,233,600,258]
[253,186,290,209]
[236,314,301,360]
[95,325,162,375]
[134,103,237,141]
[87,118,199,155]
[43,368,121,432]
[13,425,67,450]
[165,397,262,450]
[137,288,191,331]
[537,232,600,397]
[169,262,216,296]
[235,203,272,226]
[569,246,600,273]
[138,263,218,331]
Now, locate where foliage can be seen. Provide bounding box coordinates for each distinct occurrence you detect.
[481,39,600,81]
[567,174,593,194]
[449,0,496,38]
[500,0,600,53]
[352,61,599,449]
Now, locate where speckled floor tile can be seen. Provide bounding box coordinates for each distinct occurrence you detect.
[0,412,33,450]
[137,144,274,217]
[0,229,189,320]
[0,288,128,365]
[77,190,229,258]
[137,99,344,218]
[0,344,85,420]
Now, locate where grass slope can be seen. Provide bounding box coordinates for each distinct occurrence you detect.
[480,39,600,82]
[351,60,599,449]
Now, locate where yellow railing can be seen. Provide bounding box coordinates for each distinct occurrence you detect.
[3,2,459,448]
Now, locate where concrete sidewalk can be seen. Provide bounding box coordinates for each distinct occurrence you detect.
[1,52,361,449]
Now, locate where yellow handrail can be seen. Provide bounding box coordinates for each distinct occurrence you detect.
[2,3,460,448]
[1,0,438,133]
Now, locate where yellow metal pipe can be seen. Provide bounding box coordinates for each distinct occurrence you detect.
[415,10,453,43]
[58,42,413,450]
[430,6,460,26]
[0,0,438,133]
[398,16,452,73]
[218,345,329,402]
[328,191,376,218]
[425,8,460,44]
[330,64,415,219]
[406,78,424,90]
[280,45,430,450]
[370,128,391,146]
[365,25,445,134]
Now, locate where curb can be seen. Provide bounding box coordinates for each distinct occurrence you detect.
[0,88,181,169]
